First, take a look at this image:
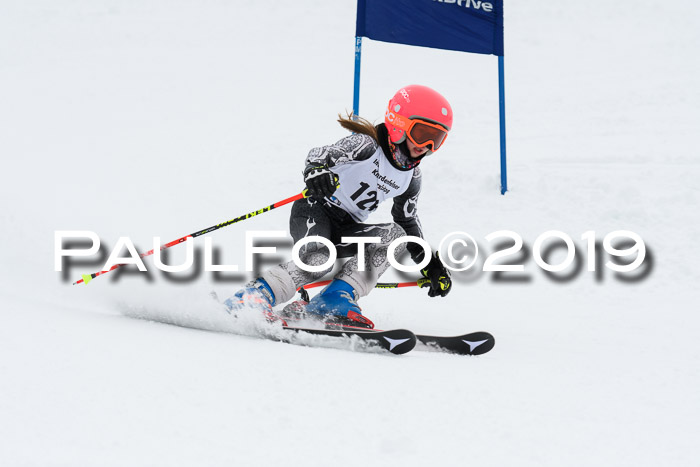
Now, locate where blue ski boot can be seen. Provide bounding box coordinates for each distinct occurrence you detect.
[223,278,285,324]
[304,279,374,329]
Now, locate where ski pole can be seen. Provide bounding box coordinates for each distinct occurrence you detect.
[296,279,430,301]
[74,189,309,285]
[299,279,429,290]
[374,279,430,289]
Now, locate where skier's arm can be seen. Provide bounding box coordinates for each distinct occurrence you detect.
[304,134,378,172]
[391,168,425,263]
[393,169,452,297]
[303,134,378,198]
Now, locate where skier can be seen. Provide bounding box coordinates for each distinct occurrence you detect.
[224,84,453,328]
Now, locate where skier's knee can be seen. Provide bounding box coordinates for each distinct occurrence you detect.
[298,241,331,258]
[387,223,409,260]
[297,248,334,277]
[388,223,406,242]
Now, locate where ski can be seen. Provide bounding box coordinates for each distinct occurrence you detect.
[323,323,495,356]
[416,331,495,356]
[282,326,417,355]
[221,296,493,356]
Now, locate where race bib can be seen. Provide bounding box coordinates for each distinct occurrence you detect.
[328,147,414,222]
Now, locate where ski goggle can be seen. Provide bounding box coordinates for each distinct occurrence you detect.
[385,109,449,151]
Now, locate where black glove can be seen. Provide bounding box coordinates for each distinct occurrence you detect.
[304,165,339,199]
[420,252,452,297]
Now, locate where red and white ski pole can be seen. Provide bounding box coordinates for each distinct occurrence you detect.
[74,190,309,285]
[296,279,430,301]
[299,279,429,290]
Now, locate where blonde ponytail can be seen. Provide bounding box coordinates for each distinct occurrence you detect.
[337,112,378,142]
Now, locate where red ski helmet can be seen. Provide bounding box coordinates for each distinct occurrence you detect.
[384,85,453,152]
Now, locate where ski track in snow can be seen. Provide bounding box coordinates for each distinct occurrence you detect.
[118,300,392,355]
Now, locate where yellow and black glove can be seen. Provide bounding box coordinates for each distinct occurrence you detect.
[304,165,339,199]
[420,252,452,297]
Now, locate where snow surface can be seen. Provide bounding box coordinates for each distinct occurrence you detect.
[2,1,700,466]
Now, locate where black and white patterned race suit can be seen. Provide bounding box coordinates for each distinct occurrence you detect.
[261,124,426,304]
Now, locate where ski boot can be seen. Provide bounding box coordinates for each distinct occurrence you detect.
[223,278,286,325]
[279,285,311,323]
[303,279,374,329]
[280,298,309,321]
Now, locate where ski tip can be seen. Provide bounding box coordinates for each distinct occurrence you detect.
[461,332,495,355]
[417,331,495,356]
[380,329,417,355]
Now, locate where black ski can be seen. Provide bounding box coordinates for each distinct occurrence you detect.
[322,323,495,356]
[282,326,417,355]
[416,331,495,355]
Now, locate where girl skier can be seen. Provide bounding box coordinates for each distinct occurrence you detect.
[225,84,453,328]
